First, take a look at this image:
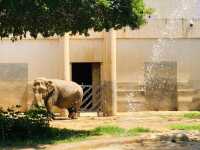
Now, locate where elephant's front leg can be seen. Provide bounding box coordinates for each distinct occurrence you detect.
[44,97,55,119]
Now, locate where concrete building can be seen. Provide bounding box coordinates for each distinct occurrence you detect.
[0,0,200,114]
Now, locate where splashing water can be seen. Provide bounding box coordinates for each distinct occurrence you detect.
[127,92,135,112]
[147,0,199,80]
[127,0,199,112]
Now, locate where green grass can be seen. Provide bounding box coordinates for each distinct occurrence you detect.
[93,125,126,136]
[183,112,200,119]
[93,126,150,137]
[0,126,151,148]
[170,124,200,131]
[127,127,151,136]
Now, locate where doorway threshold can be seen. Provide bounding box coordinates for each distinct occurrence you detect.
[80,112,98,117]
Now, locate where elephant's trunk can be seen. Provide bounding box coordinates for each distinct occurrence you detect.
[34,92,43,107]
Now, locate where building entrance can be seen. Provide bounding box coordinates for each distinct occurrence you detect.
[71,63,102,112]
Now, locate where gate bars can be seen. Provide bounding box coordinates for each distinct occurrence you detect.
[80,85,103,112]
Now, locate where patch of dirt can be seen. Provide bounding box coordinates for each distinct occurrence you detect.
[50,111,196,132]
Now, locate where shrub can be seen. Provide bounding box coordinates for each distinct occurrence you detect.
[0,106,51,142]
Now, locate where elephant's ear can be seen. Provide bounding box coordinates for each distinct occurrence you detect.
[45,80,55,93]
[32,80,39,92]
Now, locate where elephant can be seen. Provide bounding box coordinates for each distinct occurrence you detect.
[32,78,83,119]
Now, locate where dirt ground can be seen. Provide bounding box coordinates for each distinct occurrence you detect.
[21,112,200,150]
[51,111,198,132]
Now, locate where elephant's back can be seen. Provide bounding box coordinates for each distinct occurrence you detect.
[52,80,83,98]
[52,80,83,108]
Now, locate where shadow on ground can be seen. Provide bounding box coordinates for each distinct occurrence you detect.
[0,128,99,149]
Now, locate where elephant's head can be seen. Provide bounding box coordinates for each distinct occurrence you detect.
[32,78,55,106]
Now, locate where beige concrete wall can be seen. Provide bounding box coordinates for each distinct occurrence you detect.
[117,19,200,38]
[116,37,200,111]
[0,39,65,80]
[116,38,200,84]
[70,38,104,62]
[0,64,28,109]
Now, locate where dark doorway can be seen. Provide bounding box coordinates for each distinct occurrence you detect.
[72,63,93,111]
[71,63,101,112]
[72,63,92,85]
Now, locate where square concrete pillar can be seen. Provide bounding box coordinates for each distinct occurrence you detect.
[144,61,177,110]
[92,63,101,110]
[102,30,117,116]
[62,33,71,81]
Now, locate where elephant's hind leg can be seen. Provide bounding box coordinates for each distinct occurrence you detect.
[75,100,81,117]
[68,106,77,119]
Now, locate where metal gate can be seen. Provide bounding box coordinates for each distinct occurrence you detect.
[80,85,103,112]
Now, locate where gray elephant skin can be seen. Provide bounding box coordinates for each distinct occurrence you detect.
[32,78,83,119]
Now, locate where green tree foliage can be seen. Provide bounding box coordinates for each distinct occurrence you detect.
[0,0,151,40]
